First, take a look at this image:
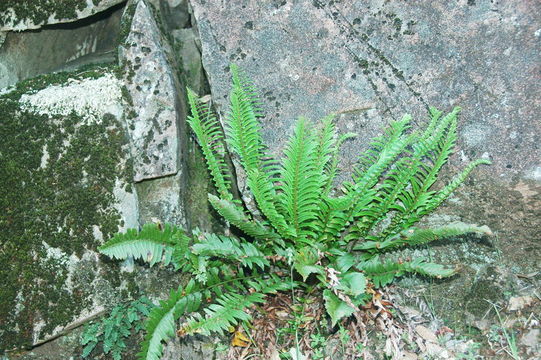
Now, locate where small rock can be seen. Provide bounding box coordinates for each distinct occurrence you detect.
[520,328,540,347]
[472,318,491,331]
[508,296,536,311]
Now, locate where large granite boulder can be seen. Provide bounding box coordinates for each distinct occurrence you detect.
[0,0,216,355]
[189,0,540,327]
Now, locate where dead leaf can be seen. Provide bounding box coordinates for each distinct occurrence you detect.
[415,325,438,343]
[435,326,454,337]
[231,328,250,347]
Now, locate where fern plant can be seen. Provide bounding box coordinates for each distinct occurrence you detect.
[80,297,154,360]
[97,65,490,359]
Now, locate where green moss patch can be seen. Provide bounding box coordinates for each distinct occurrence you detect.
[0,68,130,351]
[0,0,88,28]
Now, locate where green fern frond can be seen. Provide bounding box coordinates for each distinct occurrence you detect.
[180,273,294,337]
[226,65,290,233]
[278,117,321,239]
[315,196,352,243]
[245,273,297,294]
[207,194,282,243]
[246,168,294,238]
[360,257,454,288]
[225,64,265,173]
[420,158,491,216]
[403,257,456,278]
[192,233,270,270]
[420,106,443,140]
[360,259,405,288]
[138,283,202,360]
[313,115,337,187]
[311,115,357,239]
[351,115,411,182]
[337,117,413,241]
[322,132,356,196]
[98,224,189,267]
[351,115,412,193]
[355,222,492,251]
[370,110,457,238]
[354,157,421,238]
[407,107,459,202]
[180,292,266,336]
[187,88,232,201]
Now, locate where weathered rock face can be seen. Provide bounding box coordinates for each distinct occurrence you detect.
[0,0,201,353]
[0,68,141,350]
[190,0,540,327]
[119,0,194,231]
[0,0,126,31]
[119,0,186,183]
[2,0,540,358]
[0,4,123,89]
[189,0,540,266]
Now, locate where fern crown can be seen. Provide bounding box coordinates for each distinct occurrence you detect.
[97,64,491,360]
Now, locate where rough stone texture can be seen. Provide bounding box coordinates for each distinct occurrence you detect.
[12,326,85,360]
[0,0,126,31]
[0,4,122,89]
[162,336,222,360]
[189,0,540,331]
[136,173,188,227]
[173,27,208,95]
[0,0,201,357]
[0,68,137,351]
[119,0,187,183]
[158,0,191,31]
[0,66,188,355]
[189,0,540,268]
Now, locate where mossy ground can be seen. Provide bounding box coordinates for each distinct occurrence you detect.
[0,66,132,352]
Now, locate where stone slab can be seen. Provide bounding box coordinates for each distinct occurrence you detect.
[119,0,185,182]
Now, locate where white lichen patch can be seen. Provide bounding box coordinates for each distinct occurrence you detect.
[19,73,123,124]
[113,178,140,233]
[524,165,541,183]
[41,241,68,262]
[40,144,49,169]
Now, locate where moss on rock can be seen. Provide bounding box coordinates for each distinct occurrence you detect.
[0,67,131,351]
[0,0,87,28]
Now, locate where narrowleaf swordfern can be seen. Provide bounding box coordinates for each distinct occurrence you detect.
[98,64,491,359]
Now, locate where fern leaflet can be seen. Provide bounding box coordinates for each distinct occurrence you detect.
[98,224,189,267]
